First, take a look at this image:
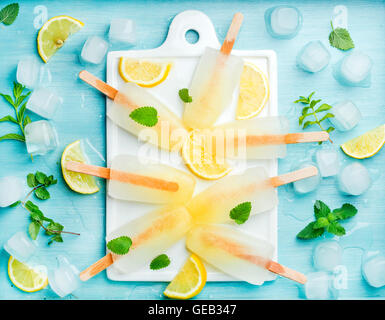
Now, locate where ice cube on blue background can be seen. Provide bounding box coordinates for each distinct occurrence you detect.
[80,36,109,65]
[338,162,371,196]
[264,5,302,39]
[313,241,343,271]
[109,19,136,45]
[3,231,37,262]
[297,41,331,73]
[25,120,59,156]
[27,88,62,119]
[0,176,25,207]
[304,271,339,299]
[329,100,361,131]
[293,162,320,194]
[16,57,41,89]
[362,254,385,288]
[49,255,80,297]
[315,148,340,177]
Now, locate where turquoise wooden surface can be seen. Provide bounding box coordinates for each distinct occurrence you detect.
[0,0,384,299]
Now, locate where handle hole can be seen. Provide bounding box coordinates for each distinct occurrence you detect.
[185,29,199,44]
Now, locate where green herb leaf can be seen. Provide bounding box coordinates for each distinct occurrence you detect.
[48,234,63,245]
[129,106,158,127]
[329,22,354,51]
[315,104,332,113]
[0,93,14,106]
[27,173,37,188]
[45,222,64,236]
[313,217,330,229]
[150,254,171,270]
[314,200,331,219]
[35,172,47,184]
[0,115,18,124]
[0,133,25,142]
[0,3,19,26]
[229,202,252,224]
[178,88,193,103]
[333,203,358,220]
[107,236,132,255]
[34,187,50,200]
[9,201,21,208]
[297,221,325,240]
[327,221,346,236]
[28,221,41,240]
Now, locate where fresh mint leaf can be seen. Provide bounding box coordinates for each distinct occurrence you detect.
[297,221,325,240]
[327,212,337,222]
[178,88,193,103]
[27,173,37,188]
[48,234,63,245]
[35,172,47,185]
[0,3,19,26]
[314,200,330,219]
[45,222,64,236]
[129,106,158,127]
[34,187,50,200]
[9,200,21,208]
[329,22,354,51]
[333,203,357,220]
[0,133,25,142]
[28,221,41,240]
[315,104,332,113]
[150,254,170,270]
[327,221,346,236]
[107,236,132,255]
[229,202,252,225]
[313,217,329,229]
[0,115,18,124]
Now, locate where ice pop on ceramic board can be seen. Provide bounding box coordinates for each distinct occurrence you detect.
[65,155,195,204]
[79,70,187,151]
[186,165,318,224]
[80,206,191,280]
[186,224,307,285]
[183,13,244,129]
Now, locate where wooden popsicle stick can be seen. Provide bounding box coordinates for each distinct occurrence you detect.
[65,161,179,192]
[80,253,113,281]
[267,260,307,284]
[246,131,329,145]
[269,166,318,188]
[220,13,244,55]
[79,70,118,99]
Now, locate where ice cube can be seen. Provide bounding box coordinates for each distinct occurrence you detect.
[49,255,80,297]
[25,120,59,156]
[297,41,331,73]
[293,162,320,194]
[338,162,371,195]
[329,100,361,131]
[265,6,302,39]
[362,254,385,288]
[108,19,136,45]
[80,36,109,65]
[26,88,62,119]
[3,231,37,262]
[315,148,340,177]
[334,51,372,87]
[304,272,338,299]
[313,241,343,271]
[0,176,25,207]
[16,57,41,89]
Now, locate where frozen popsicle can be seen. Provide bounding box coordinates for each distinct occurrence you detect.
[79,70,188,151]
[186,224,307,285]
[80,206,191,280]
[190,116,329,159]
[187,165,317,224]
[65,154,195,204]
[183,13,244,129]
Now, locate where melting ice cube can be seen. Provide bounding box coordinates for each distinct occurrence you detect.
[304,271,339,299]
[109,19,136,45]
[265,5,302,39]
[297,41,331,73]
[315,148,340,177]
[338,162,371,195]
[3,231,37,262]
[0,176,25,207]
[80,36,109,65]
[49,255,80,297]
[313,241,343,272]
[329,100,361,131]
[26,88,62,119]
[293,162,320,194]
[25,120,59,156]
[16,57,41,89]
[362,254,385,288]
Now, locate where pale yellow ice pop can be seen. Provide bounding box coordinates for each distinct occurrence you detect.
[65,154,196,204]
[186,224,307,285]
[80,206,191,280]
[183,13,244,129]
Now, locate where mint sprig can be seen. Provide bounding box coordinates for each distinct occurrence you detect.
[27,171,57,200]
[178,88,192,103]
[329,21,354,51]
[294,92,334,144]
[150,254,170,270]
[129,106,158,127]
[107,236,132,255]
[230,202,252,224]
[0,3,19,26]
[297,200,358,240]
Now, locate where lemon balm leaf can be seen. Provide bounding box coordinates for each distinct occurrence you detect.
[107,236,132,255]
[150,254,171,270]
[230,202,252,224]
[179,88,193,103]
[0,3,19,26]
[129,106,158,127]
[329,21,354,51]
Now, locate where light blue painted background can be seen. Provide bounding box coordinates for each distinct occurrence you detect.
[0,0,384,300]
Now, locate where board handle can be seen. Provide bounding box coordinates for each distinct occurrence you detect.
[80,253,113,281]
[269,166,318,188]
[79,70,118,99]
[267,261,307,284]
[220,12,244,55]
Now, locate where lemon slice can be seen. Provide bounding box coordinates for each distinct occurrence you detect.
[164,254,207,300]
[236,62,269,120]
[341,125,385,159]
[8,257,48,293]
[61,140,99,194]
[119,57,172,87]
[37,15,84,63]
[182,130,232,180]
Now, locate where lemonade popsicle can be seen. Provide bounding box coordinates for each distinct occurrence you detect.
[186,224,307,285]
[79,70,187,152]
[65,154,196,204]
[183,13,244,129]
[80,206,191,280]
[186,166,317,224]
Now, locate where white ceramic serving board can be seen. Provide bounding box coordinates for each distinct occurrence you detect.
[106,10,278,282]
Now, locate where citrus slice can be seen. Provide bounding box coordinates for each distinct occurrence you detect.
[164,254,207,300]
[61,140,99,194]
[119,57,172,87]
[8,257,48,293]
[37,15,84,63]
[182,130,232,180]
[236,62,269,120]
[341,124,385,159]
